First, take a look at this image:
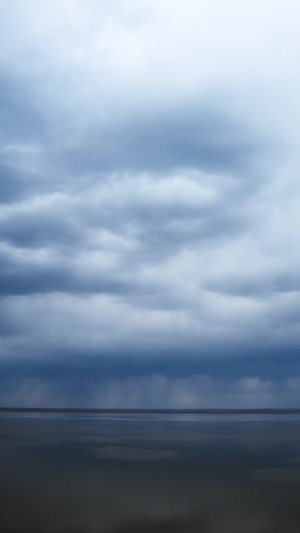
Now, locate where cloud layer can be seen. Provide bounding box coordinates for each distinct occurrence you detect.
[1,0,300,407]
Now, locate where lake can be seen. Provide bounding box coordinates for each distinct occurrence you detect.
[1,412,300,532]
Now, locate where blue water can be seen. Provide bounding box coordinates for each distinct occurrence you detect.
[1,412,300,532]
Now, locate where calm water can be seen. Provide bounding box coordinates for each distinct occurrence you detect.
[1,413,300,532]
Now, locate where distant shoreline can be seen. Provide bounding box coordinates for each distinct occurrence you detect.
[1,408,300,414]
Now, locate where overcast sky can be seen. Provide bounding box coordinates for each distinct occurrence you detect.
[1,0,300,408]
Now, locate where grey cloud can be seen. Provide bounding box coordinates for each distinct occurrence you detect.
[0,207,84,249]
[129,210,246,265]
[0,246,142,296]
[274,273,300,294]
[0,163,29,204]
[205,272,300,300]
[0,255,71,296]
[0,156,255,298]
[0,304,16,336]
[0,72,46,144]
[0,0,299,408]
[62,103,266,176]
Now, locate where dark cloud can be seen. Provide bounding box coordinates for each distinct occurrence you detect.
[1,342,300,383]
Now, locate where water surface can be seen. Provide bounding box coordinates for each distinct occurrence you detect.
[1,412,300,532]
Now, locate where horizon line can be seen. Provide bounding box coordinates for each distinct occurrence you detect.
[1,407,300,414]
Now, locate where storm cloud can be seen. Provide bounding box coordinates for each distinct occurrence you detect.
[1,0,300,407]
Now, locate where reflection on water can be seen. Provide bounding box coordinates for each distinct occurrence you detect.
[1,413,300,532]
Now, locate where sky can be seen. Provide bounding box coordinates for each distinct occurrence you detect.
[1,0,300,408]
